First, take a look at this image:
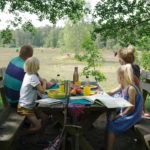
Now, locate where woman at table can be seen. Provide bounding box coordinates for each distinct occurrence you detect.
[106,64,143,150]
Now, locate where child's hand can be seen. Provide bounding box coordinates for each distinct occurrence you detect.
[40,78,47,84]
[50,79,57,86]
[112,114,122,121]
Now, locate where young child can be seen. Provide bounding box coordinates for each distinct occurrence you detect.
[106,64,143,150]
[18,57,50,144]
[116,45,140,88]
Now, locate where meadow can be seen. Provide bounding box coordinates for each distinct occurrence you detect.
[0,48,149,111]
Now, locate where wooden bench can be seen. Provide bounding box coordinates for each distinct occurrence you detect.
[134,70,150,149]
[0,67,25,150]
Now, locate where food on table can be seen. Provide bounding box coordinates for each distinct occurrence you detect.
[70,89,76,96]
[48,90,66,98]
[72,84,80,89]
[76,88,83,94]
[69,84,83,96]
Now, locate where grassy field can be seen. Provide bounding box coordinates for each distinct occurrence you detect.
[0,47,149,111]
[0,48,119,90]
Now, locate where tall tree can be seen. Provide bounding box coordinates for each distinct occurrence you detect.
[0,0,87,43]
[44,26,62,48]
[93,0,150,47]
[59,21,92,53]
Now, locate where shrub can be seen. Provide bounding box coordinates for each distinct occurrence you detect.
[141,52,150,71]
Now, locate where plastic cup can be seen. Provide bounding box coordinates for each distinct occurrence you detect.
[83,86,91,96]
[59,84,65,92]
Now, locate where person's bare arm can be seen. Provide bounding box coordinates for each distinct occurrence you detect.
[107,85,122,95]
[36,80,47,94]
[121,86,136,115]
[113,86,136,120]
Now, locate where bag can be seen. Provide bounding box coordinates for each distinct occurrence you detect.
[43,134,64,150]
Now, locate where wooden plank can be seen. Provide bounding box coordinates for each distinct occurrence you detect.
[0,68,6,78]
[0,80,3,88]
[134,118,150,150]
[0,67,7,107]
[134,118,150,136]
[0,107,25,141]
[0,106,25,150]
[0,68,2,78]
[141,71,150,80]
[140,82,150,93]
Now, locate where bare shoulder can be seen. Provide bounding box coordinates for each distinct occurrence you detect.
[128,86,137,95]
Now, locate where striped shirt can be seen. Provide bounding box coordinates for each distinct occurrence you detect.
[4,57,25,104]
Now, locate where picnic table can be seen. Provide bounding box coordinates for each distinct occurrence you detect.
[38,82,107,150]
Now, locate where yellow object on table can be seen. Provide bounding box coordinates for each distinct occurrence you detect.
[83,86,91,96]
[59,84,65,92]
[48,90,66,99]
[74,81,81,86]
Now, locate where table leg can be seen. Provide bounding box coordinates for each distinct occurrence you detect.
[79,136,94,150]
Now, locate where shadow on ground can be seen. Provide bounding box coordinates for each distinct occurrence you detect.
[13,113,147,150]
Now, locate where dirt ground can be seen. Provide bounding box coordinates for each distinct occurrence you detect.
[12,113,147,150]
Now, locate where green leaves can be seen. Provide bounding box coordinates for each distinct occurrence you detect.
[0,28,12,44]
[93,0,150,47]
[75,34,106,83]
[22,22,36,33]
[141,52,150,71]
[1,0,86,24]
[0,0,86,43]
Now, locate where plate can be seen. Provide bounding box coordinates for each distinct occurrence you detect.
[80,85,98,89]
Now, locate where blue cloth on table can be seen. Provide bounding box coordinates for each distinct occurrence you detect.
[62,99,92,105]
[48,85,92,105]
[50,84,59,90]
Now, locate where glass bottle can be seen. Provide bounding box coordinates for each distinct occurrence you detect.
[56,74,60,87]
[73,67,79,84]
[85,75,90,86]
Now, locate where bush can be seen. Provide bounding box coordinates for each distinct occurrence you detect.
[145,94,150,112]
[141,52,150,71]
[75,34,106,83]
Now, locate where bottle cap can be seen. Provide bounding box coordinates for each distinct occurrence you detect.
[57,74,60,76]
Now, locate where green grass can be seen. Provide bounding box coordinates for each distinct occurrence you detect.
[0,96,3,107]
[0,47,150,112]
[145,95,150,112]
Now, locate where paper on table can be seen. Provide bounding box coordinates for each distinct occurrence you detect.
[70,93,133,108]
[36,98,62,105]
[88,93,133,108]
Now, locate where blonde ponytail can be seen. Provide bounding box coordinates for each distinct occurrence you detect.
[127,45,135,54]
[118,64,134,86]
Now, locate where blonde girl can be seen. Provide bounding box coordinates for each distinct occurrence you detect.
[106,64,143,150]
[18,57,48,144]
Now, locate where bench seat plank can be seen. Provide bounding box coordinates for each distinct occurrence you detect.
[0,106,25,147]
[134,118,150,134]
[141,71,150,80]
[134,118,150,149]
[141,82,150,93]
